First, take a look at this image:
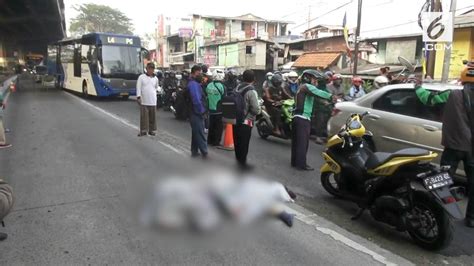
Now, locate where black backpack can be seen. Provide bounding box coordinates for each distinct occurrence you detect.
[221,84,252,125]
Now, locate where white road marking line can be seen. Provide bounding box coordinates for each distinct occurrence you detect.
[66,93,186,156]
[284,206,399,266]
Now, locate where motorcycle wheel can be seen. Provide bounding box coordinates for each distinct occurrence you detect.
[407,192,454,250]
[256,120,270,139]
[321,172,343,198]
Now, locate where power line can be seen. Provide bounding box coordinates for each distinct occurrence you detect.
[290,0,354,31]
[360,4,474,34]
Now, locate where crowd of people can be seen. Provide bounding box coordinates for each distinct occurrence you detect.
[136,63,385,171]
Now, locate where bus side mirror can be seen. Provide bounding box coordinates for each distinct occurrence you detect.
[141,47,150,61]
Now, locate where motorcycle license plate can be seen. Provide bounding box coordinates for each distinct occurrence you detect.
[423,172,453,190]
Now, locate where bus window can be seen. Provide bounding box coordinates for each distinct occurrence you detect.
[73,44,81,77]
[60,45,74,63]
[101,45,142,77]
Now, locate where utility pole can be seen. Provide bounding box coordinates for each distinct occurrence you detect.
[441,0,456,83]
[307,6,311,29]
[353,0,363,74]
[426,0,442,79]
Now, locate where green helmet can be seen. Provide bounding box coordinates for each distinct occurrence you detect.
[301,69,327,84]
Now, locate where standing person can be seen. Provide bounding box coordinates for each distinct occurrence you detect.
[187,65,208,158]
[206,70,226,146]
[0,91,11,149]
[0,178,13,240]
[414,62,474,228]
[136,63,159,136]
[233,70,260,170]
[349,76,366,99]
[224,69,238,91]
[292,70,333,171]
[312,72,333,144]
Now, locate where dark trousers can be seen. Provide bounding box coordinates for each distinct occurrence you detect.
[233,124,252,166]
[291,117,311,168]
[140,105,157,134]
[441,148,474,219]
[314,111,331,137]
[190,113,208,156]
[208,113,223,146]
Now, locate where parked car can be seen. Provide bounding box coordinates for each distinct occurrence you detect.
[328,83,463,169]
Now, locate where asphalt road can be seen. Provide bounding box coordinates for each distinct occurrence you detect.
[0,75,472,264]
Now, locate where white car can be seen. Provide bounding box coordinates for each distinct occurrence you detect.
[328,83,463,167]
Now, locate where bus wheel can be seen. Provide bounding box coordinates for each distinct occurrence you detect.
[82,82,88,98]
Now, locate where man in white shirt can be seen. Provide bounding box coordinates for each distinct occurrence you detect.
[136,63,159,136]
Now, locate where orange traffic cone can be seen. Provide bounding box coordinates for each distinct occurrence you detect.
[218,123,234,151]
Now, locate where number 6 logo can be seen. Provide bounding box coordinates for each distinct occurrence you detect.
[427,14,445,40]
[422,12,453,42]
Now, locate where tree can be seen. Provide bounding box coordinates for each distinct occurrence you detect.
[69,4,134,37]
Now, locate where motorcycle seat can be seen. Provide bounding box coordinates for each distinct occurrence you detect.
[365,148,431,170]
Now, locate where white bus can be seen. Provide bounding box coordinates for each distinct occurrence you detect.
[50,33,145,99]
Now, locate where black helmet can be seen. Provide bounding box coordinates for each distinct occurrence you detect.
[201,64,209,74]
[225,69,237,80]
[181,70,190,79]
[301,69,327,84]
[156,70,163,79]
[271,74,283,87]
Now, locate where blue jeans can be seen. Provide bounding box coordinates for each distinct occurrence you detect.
[190,113,208,156]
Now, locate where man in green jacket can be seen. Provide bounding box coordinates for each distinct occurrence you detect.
[205,70,226,146]
[413,68,474,227]
[291,70,334,171]
[0,90,12,149]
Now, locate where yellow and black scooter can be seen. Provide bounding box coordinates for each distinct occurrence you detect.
[320,112,465,251]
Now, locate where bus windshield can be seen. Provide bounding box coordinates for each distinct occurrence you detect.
[101,45,142,77]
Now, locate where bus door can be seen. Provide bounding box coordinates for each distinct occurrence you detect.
[73,43,81,77]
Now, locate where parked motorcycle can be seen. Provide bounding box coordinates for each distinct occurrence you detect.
[320,112,465,250]
[256,98,294,140]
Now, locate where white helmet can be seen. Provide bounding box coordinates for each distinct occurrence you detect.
[266,72,273,77]
[213,69,225,81]
[288,71,298,78]
[374,75,389,89]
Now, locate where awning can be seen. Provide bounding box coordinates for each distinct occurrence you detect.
[169,52,194,59]
[289,50,304,56]
[280,61,295,70]
[293,52,341,68]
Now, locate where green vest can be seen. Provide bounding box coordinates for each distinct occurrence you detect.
[205,81,225,111]
[298,84,331,119]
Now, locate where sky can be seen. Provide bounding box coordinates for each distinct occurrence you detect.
[65,0,474,47]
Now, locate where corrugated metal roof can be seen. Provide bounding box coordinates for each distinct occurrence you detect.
[293,52,341,68]
[455,13,474,28]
